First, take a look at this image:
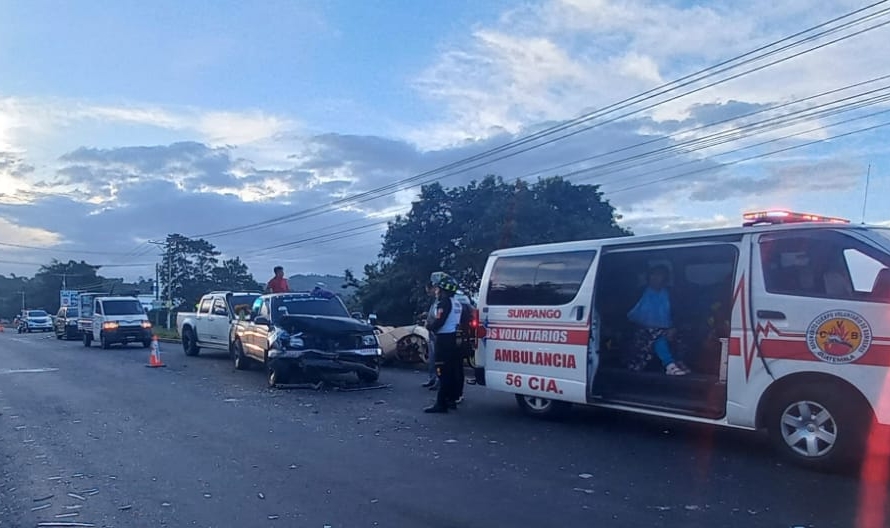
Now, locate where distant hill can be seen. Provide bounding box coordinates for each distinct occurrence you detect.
[287,274,355,295]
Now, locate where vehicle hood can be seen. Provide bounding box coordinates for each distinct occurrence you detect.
[277,314,374,335]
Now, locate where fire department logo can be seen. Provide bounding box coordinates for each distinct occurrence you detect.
[805,310,872,364]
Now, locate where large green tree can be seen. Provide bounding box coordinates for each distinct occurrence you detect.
[347,175,631,324]
[159,234,262,310]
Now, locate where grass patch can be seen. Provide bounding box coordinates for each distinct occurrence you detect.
[153,327,179,340]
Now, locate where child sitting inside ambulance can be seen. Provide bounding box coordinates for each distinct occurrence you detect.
[626,266,691,376]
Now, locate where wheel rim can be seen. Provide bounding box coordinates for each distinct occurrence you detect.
[268,369,277,386]
[523,396,552,412]
[779,400,838,458]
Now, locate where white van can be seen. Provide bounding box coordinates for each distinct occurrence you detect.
[473,210,890,470]
[82,296,153,349]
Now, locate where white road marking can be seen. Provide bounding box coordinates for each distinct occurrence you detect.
[0,368,60,374]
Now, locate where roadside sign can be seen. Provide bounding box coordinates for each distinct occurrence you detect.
[60,290,78,307]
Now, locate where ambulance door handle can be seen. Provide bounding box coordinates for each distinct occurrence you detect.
[756,310,786,320]
[575,306,585,321]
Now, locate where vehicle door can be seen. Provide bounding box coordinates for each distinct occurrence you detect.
[480,250,598,404]
[54,308,64,334]
[243,297,269,360]
[92,300,103,339]
[747,229,890,386]
[206,297,231,346]
[195,298,213,343]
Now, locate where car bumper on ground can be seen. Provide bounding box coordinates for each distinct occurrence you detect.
[268,348,381,375]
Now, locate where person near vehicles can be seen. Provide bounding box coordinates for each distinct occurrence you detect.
[424,275,463,413]
[626,265,691,376]
[265,266,290,294]
[422,274,441,389]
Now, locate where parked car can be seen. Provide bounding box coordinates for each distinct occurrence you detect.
[230,291,382,387]
[177,291,262,356]
[21,309,53,333]
[54,306,80,340]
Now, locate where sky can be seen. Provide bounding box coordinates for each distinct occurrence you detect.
[1,0,889,284]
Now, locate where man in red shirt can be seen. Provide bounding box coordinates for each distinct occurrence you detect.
[266,266,290,293]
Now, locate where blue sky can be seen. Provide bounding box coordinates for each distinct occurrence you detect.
[0,0,888,283]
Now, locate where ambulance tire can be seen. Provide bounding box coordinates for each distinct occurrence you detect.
[766,383,870,473]
[83,333,92,347]
[515,394,571,420]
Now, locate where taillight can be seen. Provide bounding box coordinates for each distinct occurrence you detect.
[471,309,486,339]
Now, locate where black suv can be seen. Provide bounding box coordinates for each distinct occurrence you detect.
[230,291,382,387]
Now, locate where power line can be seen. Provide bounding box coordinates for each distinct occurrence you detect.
[252,90,890,258]
[605,119,890,196]
[187,3,890,240]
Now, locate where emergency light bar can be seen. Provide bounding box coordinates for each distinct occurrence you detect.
[742,210,850,227]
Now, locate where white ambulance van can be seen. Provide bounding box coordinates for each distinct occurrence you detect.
[473,211,890,470]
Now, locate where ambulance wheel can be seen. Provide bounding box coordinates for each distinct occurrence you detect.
[515,394,571,420]
[83,333,92,347]
[766,383,870,472]
[100,333,111,350]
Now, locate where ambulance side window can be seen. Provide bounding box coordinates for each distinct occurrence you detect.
[486,251,596,306]
[760,231,890,303]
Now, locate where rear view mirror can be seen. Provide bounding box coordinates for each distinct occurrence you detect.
[368,314,378,324]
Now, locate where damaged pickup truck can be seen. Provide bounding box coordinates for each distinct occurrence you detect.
[229,291,383,387]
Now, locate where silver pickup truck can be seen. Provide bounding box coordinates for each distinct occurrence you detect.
[176,291,261,356]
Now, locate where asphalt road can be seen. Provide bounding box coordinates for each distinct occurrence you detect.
[1,331,888,528]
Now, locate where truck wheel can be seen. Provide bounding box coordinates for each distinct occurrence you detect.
[515,394,572,420]
[267,365,289,388]
[766,383,869,472]
[232,340,249,371]
[83,333,92,347]
[182,328,200,357]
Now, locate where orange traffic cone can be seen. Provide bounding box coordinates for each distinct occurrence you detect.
[146,335,166,368]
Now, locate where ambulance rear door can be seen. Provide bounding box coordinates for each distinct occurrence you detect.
[479,248,599,405]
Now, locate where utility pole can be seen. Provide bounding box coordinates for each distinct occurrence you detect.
[17,291,25,312]
[148,240,173,329]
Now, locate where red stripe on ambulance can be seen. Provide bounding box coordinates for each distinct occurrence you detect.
[487,327,589,345]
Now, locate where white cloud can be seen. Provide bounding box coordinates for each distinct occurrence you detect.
[0,216,61,247]
[410,0,890,149]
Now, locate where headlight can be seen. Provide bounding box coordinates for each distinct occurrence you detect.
[102,321,119,330]
[362,334,378,348]
[141,321,152,329]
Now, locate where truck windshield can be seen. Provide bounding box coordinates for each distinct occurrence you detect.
[27,310,48,318]
[102,300,144,316]
[271,296,350,320]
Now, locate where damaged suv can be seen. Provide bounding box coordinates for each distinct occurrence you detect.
[229,290,382,387]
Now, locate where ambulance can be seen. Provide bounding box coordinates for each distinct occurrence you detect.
[473,211,890,470]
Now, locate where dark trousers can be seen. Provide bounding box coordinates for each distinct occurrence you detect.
[434,333,461,406]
